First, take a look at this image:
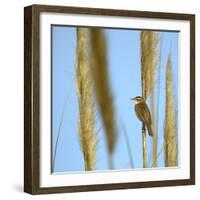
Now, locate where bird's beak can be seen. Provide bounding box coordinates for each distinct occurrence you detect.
[130,97,135,102]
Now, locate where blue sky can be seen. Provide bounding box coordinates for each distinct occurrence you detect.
[52,26,178,173]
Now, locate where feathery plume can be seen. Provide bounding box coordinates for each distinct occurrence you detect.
[76,28,96,170]
[90,29,117,169]
[140,31,158,168]
[164,54,177,167]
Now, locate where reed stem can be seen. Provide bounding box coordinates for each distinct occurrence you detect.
[121,119,134,168]
[142,123,147,168]
[151,91,156,167]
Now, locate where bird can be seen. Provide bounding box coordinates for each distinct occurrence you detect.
[131,96,153,136]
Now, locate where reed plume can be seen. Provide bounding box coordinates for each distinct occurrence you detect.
[152,34,162,167]
[140,31,158,168]
[164,54,177,167]
[76,28,96,171]
[90,29,117,169]
[141,31,158,100]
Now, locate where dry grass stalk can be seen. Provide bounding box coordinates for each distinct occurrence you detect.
[52,96,68,172]
[76,28,96,171]
[150,91,156,167]
[142,123,147,168]
[140,31,158,168]
[164,54,177,167]
[90,29,117,169]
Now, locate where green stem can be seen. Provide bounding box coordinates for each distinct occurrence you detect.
[121,119,134,168]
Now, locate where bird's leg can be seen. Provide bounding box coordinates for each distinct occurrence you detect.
[142,122,146,131]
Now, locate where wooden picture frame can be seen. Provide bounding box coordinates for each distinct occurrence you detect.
[24,4,195,194]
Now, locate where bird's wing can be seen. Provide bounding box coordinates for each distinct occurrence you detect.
[143,103,152,124]
[135,103,152,125]
[135,105,144,122]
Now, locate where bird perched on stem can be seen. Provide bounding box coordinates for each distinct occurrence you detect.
[131,96,153,136]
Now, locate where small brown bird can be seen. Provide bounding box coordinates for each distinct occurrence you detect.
[131,96,153,136]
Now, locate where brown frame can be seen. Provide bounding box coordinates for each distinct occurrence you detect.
[24,4,195,195]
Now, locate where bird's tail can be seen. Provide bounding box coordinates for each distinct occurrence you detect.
[147,124,153,136]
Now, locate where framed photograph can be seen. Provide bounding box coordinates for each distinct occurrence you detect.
[24,4,195,194]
